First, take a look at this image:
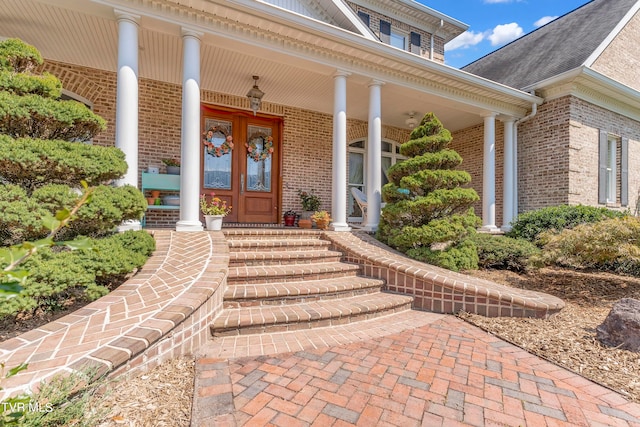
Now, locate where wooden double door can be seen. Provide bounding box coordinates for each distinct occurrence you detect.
[200,106,282,224]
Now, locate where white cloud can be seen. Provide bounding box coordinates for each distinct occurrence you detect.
[445,30,485,51]
[534,16,558,27]
[487,23,524,46]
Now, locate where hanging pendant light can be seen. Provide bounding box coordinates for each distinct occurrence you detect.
[246,75,265,116]
[405,111,418,129]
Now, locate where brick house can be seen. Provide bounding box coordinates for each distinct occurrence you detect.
[4,0,637,231]
[461,0,640,228]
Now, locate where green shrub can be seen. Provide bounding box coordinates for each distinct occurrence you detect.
[0,231,155,318]
[0,70,62,98]
[0,38,42,73]
[536,216,640,275]
[506,204,625,243]
[0,184,146,245]
[407,239,479,272]
[0,184,50,245]
[377,113,480,272]
[0,135,127,191]
[0,92,106,141]
[469,233,540,272]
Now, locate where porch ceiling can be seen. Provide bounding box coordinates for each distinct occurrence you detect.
[0,0,538,133]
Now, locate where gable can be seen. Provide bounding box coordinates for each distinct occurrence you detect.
[463,0,638,90]
[262,0,371,36]
[590,8,640,92]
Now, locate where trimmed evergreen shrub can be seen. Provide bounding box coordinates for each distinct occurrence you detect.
[0,136,128,191]
[377,112,480,271]
[506,204,625,244]
[535,216,640,276]
[469,233,540,272]
[0,38,152,316]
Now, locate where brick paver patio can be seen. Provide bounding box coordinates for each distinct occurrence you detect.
[193,312,640,426]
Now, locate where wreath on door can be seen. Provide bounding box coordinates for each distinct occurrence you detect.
[245,134,274,162]
[203,125,234,157]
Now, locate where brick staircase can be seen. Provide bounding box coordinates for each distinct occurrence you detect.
[210,229,414,337]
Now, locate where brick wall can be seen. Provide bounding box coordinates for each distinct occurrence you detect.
[345,2,444,62]
[42,60,409,227]
[567,96,640,213]
[591,11,640,93]
[451,121,504,227]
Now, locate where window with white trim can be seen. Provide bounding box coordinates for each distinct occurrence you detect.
[598,131,628,206]
[390,29,407,50]
[348,138,406,220]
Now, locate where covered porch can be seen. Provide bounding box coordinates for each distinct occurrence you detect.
[2,0,542,232]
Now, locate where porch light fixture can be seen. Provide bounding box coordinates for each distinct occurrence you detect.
[246,75,265,116]
[405,111,418,129]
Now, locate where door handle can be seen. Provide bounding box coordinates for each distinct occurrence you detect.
[240,173,244,194]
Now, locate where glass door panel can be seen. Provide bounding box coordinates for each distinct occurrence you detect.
[203,119,233,190]
[246,125,272,193]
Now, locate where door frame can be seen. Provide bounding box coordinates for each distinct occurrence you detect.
[200,103,284,224]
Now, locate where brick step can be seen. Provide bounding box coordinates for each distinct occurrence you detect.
[224,276,386,308]
[227,261,360,285]
[223,229,323,240]
[227,238,331,252]
[210,292,414,337]
[229,249,343,267]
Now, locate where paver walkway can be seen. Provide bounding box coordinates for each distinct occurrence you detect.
[193,311,640,426]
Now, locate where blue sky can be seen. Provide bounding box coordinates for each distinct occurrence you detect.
[416,0,590,68]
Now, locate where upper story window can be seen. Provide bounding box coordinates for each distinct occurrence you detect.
[390,29,407,50]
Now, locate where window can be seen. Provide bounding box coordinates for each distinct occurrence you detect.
[348,138,406,220]
[357,11,370,27]
[598,131,628,206]
[390,29,407,50]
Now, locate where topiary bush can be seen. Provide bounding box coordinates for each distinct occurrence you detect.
[468,233,540,272]
[535,216,640,275]
[377,112,480,271]
[0,38,151,317]
[506,204,625,244]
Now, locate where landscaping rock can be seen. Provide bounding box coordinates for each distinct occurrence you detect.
[596,298,640,352]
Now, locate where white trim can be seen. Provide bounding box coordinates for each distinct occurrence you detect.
[583,2,640,67]
[94,0,540,117]
[330,0,377,41]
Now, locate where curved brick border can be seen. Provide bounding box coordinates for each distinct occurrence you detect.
[324,231,564,318]
[0,230,229,399]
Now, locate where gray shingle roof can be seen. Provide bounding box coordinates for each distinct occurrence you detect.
[462,0,638,90]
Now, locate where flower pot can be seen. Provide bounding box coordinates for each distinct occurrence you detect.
[298,219,312,229]
[283,214,296,227]
[151,190,161,198]
[204,214,224,231]
[146,197,156,205]
[315,219,330,230]
[166,166,180,175]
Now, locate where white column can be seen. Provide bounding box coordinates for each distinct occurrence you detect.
[176,29,204,232]
[364,80,384,231]
[481,113,498,232]
[513,124,519,221]
[502,118,515,231]
[331,71,351,231]
[115,10,141,231]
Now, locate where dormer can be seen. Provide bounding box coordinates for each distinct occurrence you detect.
[345,0,467,62]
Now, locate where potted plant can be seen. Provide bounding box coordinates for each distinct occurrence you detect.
[283,209,297,227]
[311,210,331,230]
[298,189,321,219]
[200,192,232,230]
[162,158,181,175]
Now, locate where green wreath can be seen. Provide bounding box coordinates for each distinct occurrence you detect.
[245,135,274,162]
[203,126,234,157]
